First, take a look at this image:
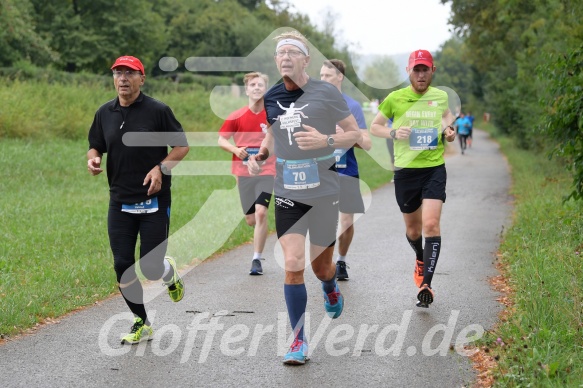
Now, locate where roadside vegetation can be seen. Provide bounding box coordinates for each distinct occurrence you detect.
[475,121,583,387]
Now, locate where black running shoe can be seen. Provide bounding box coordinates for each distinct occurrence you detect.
[336,261,349,281]
[249,258,263,275]
[416,284,434,308]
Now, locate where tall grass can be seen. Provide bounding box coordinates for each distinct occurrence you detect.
[0,76,229,139]
[477,121,583,386]
[0,80,110,139]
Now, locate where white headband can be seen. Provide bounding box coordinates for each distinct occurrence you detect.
[276,39,309,55]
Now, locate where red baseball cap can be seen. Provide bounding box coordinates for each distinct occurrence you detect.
[111,56,145,75]
[408,50,434,68]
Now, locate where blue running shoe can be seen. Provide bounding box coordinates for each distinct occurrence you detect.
[322,283,344,319]
[283,338,309,365]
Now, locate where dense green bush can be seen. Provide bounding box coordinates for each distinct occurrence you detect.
[539,46,583,201]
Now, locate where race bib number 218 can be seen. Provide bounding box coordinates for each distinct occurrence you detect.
[409,128,438,150]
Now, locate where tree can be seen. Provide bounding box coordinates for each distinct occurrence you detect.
[236,0,262,10]
[29,0,169,73]
[1,0,356,82]
[442,0,570,146]
[357,55,402,101]
[433,37,478,113]
[443,0,583,200]
[0,0,55,66]
[539,50,583,201]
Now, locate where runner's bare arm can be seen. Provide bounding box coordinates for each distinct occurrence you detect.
[356,129,372,151]
[255,125,273,161]
[295,114,361,150]
[442,109,456,142]
[218,135,247,160]
[333,114,362,148]
[159,146,190,171]
[248,126,273,175]
[370,112,391,139]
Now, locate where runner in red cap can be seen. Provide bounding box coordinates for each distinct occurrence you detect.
[111,56,145,75]
[87,55,189,344]
[370,49,456,308]
[408,49,434,68]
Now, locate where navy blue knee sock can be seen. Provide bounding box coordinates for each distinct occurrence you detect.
[321,276,337,294]
[284,284,307,342]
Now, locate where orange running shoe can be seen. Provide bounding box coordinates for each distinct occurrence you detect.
[416,284,434,308]
[413,260,424,288]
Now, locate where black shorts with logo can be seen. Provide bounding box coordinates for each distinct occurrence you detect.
[274,194,339,247]
[394,164,446,213]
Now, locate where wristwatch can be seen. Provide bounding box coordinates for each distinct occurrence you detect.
[390,129,397,139]
[158,162,169,175]
[327,135,335,147]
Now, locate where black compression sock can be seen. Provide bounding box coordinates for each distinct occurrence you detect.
[407,235,424,261]
[422,236,441,287]
[119,281,148,326]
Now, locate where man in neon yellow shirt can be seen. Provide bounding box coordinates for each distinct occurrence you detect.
[370,49,456,308]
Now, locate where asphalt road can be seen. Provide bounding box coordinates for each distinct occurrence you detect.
[0,129,512,388]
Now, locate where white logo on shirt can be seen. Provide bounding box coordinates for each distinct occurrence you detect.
[275,101,309,145]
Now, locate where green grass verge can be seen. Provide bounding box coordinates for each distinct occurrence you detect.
[476,121,583,386]
[0,136,392,337]
[0,77,239,139]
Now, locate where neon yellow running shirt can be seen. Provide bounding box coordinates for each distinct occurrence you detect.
[379,86,449,168]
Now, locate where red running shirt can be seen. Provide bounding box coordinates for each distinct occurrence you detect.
[219,106,275,177]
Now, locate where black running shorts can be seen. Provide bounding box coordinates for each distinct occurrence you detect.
[394,164,447,213]
[274,194,339,247]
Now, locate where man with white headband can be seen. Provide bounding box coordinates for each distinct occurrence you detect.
[276,38,309,56]
[248,30,361,365]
